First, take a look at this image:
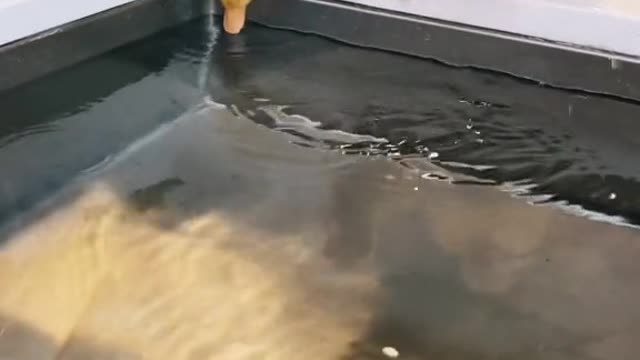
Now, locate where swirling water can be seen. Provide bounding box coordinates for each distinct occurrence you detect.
[1,16,640,360]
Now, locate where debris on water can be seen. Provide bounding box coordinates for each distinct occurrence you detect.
[413,187,419,191]
[609,193,617,200]
[428,152,439,160]
[382,346,399,358]
[466,124,473,130]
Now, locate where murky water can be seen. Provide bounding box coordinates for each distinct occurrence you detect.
[1,16,640,360]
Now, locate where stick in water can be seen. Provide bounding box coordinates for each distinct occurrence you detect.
[222,0,253,34]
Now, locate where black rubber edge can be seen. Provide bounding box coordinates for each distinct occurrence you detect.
[0,0,214,93]
[3,0,640,102]
[247,0,640,103]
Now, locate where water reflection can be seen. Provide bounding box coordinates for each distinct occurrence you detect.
[2,16,640,360]
[207,24,640,226]
[1,103,639,359]
[0,20,215,225]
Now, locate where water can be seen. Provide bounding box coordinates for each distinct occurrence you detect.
[1,16,640,360]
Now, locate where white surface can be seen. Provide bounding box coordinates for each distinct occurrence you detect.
[0,0,135,46]
[348,0,640,56]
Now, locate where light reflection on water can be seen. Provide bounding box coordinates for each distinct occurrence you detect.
[1,17,640,360]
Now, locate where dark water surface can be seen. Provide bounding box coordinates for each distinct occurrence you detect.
[1,16,640,360]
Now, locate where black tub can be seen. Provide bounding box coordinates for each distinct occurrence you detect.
[1,2,640,360]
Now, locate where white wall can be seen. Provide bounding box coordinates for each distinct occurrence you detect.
[348,0,640,56]
[0,0,134,46]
